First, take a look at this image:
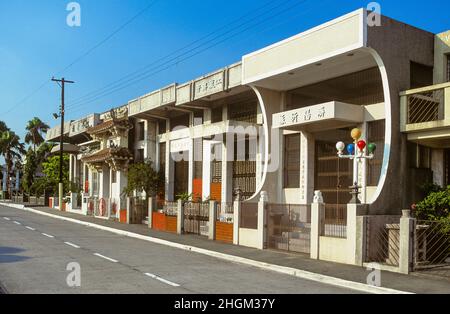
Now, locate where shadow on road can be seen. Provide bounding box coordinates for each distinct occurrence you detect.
[0,247,30,264]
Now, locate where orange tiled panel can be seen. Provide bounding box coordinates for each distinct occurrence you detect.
[166,216,178,233]
[192,179,203,201]
[215,222,233,243]
[210,183,222,202]
[49,198,53,208]
[120,209,127,223]
[152,212,166,231]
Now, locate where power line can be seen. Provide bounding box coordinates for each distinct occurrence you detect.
[66,0,308,114]
[0,0,160,116]
[65,0,289,108]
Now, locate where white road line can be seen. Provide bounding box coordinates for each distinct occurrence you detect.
[25,226,36,231]
[145,273,180,287]
[93,253,118,263]
[1,202,413,294]
[13,221,21,225]
[41,233,55,238]
[64,242,81,249]
[3,217,10,221]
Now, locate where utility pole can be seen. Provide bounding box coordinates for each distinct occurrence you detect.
[52,77,75,211]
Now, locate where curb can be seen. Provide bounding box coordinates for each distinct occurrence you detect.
[0,202,413,294]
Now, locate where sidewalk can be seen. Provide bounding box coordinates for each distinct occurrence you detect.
[2,202,449,294]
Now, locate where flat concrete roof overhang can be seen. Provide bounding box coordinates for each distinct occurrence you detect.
[272,101,364,133]
[407,129,450,149]
[242,9,377,91]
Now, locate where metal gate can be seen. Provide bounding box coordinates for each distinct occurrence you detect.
[183,202,209,236]
[266,204,311,254]
[130,197,148,224]
[315,137,352,218]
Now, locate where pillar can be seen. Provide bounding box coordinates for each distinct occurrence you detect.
[399,210,416,274]
[177,199,184,235]
[209,201,217,240]
[233,199,241,245]
[310,191,325,260]
[347,202,368,265]
[148,197,154,229]
[256,191,268,250]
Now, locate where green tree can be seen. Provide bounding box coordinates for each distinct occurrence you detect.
[123,160,163,203]
[0,131,25,197]
[25,117,50,152]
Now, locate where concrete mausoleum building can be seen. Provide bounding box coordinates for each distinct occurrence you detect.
[45,9,450,264]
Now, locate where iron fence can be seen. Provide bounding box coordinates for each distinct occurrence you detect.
[240,202,258,229]
[266,204,311,254]
[365,216,401,267]
[183,202,210,236]
[163,201,178,217]
[414,220,450,278]
[322,204,347,238]
[407,88,444,124]
[216,203,234,223]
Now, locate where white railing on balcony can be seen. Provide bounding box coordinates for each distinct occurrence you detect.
[400,82,450,132]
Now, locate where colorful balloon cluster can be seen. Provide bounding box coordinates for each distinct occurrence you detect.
[335,128,377,155]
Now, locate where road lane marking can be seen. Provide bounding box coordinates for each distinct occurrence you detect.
[3,217,10,221]
[1,203,414,294]
[64,242,81,249]
[42,233,55,238]
[93,253,118,263]
[144,273,180,287]
[13,221,21,225]
[25,226,36,231]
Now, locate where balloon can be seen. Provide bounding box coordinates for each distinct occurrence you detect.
[351,128,362,141]
[357,140,366,152]
[347,143,355,155]
[336,141,345,152]
[368,143,377,154]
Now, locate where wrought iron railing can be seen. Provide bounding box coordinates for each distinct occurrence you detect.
[322,205,347,238]
[216,203,234,223]
[365,216,401,267]
[240,202,258,229]
[414,220,450,278]
[400,83,450,129]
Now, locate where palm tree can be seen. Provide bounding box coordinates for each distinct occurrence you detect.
[0,131,25,197]
[25,117,50,152]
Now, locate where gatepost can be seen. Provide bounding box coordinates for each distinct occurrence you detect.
[399,210,416,274]
[257,191,268,250]
[148,197,154,229]
[209,201,218,240]
[310,191,325,260]
[177,199,184,235]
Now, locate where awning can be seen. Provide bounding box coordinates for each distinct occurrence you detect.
[50,143,80,155]
[272,101,364,133]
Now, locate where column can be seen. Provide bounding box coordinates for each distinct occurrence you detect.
[399,210,415,274]
[310,191,325,260]
[209,200,217,240]
[256,191,268,250]
[177,199,184,235]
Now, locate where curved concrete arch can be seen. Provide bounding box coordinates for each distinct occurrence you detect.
[247,85,270,202]
[365,47,392,204]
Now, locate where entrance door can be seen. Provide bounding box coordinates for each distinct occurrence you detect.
[174,158,189,198]
[315,129,353,216]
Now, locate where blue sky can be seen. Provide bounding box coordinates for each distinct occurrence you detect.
[0,0,449,142]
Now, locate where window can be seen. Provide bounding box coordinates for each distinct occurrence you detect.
[410,61,433,89]
[136,149,145,162]
[283,134,300,188]
[367,120,385,186]
[158,120,167,135]
[446,54,450,82]
[193,110,204,126]
[92,172,99,196]
[138,122,145,141]
[170,113,190,131]
[408,143,431,169]
[211,106,223,123]
[111,171,117,184]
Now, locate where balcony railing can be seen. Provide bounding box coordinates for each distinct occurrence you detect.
[400,82,450,132]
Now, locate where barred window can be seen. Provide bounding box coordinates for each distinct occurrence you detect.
[283,134,300,188]
[367,120,385,186]
[446,54,450,82]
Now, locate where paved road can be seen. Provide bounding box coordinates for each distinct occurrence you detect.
[0,205,359,294]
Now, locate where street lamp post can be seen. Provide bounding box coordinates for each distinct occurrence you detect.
[335,128,377,204]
